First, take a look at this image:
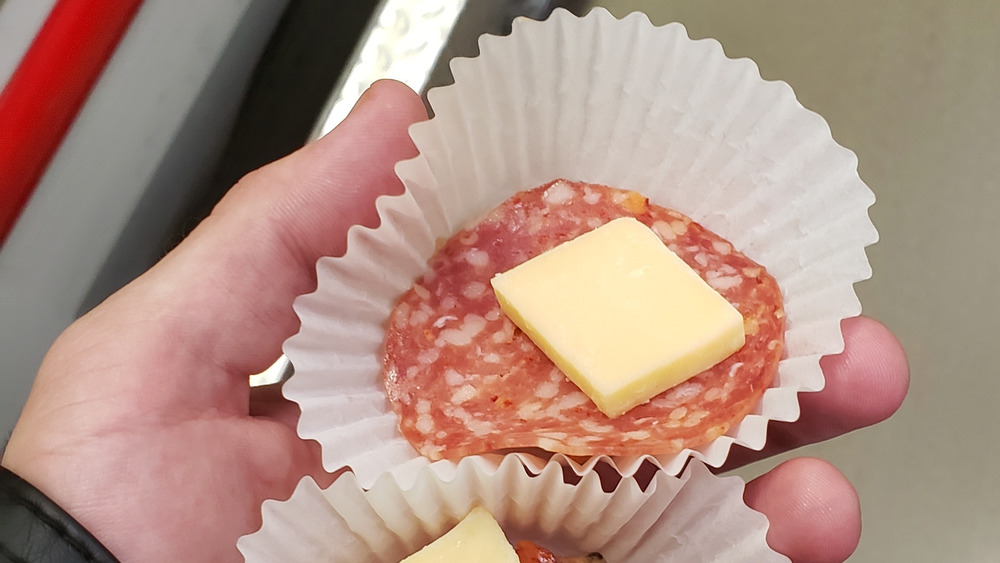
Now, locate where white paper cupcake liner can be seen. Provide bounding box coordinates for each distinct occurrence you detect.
[283,7,876,486]
[238,455,788,562]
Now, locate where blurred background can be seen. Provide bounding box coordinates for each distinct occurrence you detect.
[1,1,997,561]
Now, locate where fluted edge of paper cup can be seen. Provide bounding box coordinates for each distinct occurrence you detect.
[238,455,788,562]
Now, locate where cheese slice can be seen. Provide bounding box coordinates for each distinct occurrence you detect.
[400,507,518,563]
[490,217,745,418]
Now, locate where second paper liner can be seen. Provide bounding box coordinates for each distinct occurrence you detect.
[238,455,788,562]
[283,8,877,487]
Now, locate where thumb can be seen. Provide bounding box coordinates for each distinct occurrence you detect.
[36,80,427,412]
[139,79,428,379]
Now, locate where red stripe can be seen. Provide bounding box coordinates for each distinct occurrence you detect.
[0,0,144,246]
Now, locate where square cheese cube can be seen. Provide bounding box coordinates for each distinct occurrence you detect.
[490,217,745,418]
[401,507,518,563]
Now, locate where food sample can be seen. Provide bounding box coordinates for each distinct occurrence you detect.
[383,180,784,460]
[398,506,604,563]
[401,507,517,563]
[514,541,606,563]
[491,217,745,418]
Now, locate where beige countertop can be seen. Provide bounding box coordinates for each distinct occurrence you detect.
[596,1,998,560]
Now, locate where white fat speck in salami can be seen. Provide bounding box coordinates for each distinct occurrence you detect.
[382,180,784,460]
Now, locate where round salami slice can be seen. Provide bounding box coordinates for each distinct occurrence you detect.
[383,180,784,460]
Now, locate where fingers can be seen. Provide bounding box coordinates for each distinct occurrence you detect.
[736,318,906,559]
[805,316,910,438]
[107,80,428,380]
[725,315,909,467]
[744,458,861,563]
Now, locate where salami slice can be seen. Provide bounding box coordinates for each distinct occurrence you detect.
[383,180,784,460]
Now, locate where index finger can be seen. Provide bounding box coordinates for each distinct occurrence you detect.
[724,315,909,468]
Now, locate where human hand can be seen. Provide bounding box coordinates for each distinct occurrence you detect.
[1,80,908,562]
[1,80,425,561]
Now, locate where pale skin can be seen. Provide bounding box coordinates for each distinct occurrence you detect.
[1,81,909,563]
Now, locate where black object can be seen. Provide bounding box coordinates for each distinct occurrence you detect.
[166,0,383,250]
[0,466,119,562]
[174,0,589,245]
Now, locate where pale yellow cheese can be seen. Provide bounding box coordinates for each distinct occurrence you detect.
[490,217,745,418]
[400,507,518,563]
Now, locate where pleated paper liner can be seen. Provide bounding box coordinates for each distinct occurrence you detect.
[283,7,876,486]
[238,455,788,562]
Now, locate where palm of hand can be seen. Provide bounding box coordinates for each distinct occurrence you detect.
[5,280,322,561]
